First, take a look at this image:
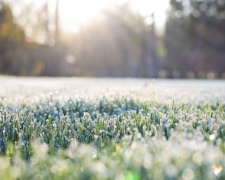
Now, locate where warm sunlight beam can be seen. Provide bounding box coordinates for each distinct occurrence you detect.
[58,0,127,32]
[13,0,169,33]
[56,0,169,32]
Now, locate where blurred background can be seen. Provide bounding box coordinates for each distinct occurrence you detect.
[0,0,224,78]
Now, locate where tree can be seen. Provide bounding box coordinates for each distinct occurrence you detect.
[72,4,158,77]
[140,14,159,78]
[164,0,225,78]
[0,2,26,74]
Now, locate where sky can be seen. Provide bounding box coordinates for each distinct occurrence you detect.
[10,0,170,33]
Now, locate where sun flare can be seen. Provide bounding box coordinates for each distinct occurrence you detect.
[12,0,169,33]
[53,0,169,32]
[59,0,119,32]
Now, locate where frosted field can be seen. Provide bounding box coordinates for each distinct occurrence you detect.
[0,77,224,104]
[0,77,225,180]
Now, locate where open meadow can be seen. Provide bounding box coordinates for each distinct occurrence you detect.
[0,77,225,180]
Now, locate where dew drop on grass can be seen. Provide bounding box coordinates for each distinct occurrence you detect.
[212,165,222,176]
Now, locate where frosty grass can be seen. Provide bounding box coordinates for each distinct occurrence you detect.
[0,77,225,180]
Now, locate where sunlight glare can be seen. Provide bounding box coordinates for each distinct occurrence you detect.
[14,0,169,33]
[59,0,126,32]
[57,0,169,32]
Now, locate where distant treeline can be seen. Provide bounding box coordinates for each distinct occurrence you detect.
[0,0,225,78]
